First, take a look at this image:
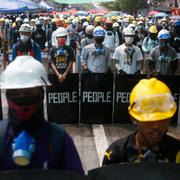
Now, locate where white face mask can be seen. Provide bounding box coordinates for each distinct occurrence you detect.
[20,35,29,43]
[125,36,134,45]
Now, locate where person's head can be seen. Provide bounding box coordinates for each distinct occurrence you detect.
[19,24,32,44]
[148,25,158,40]
[85,25,95,38]
[55,27,68,47]
[15,17,22,27]
[105,18,113,30]
[128,78,177,147]
[112,22,120,31]
[158,29,171,49]
[35,20,42,30]
[0,56,51,130]
[123,27,135,46]
[93,26,105,45]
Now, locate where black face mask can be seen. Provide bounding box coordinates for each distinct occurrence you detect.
[87,34,93,39]
[36,25,42,30]
[149,33,157,40]
[94,37,104,44]
[106,24,113,30]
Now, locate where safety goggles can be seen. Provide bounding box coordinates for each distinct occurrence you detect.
[131,93,175,113]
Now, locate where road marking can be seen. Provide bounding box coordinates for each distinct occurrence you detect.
[93,124,108,166]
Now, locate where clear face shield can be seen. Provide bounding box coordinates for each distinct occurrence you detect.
[130,93,175,114]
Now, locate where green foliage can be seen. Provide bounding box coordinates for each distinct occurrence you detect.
[101,0,147,14]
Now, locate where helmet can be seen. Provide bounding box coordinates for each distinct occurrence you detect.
[174,21,180,27]
[93,26,105,37]
[15,17,22,22]
[19,24,31,33]
[105,18,113,24]
[0,18,5,22]
[30,19,35,23]
[158,29,171,39]
[0,56,51,89]
[128,78,177,122]
[23,18,29,24]
[148,25,158,33]
[86,25,95,35]
[56,27,67,37]
[35,20,41,25]
[128,23,136,29]
[111,16,116,21]
[82,21,89,27]
[124,27,135,36]
[112,22,119,28]
[95,16,102,23]
[72,19,79,26]
[123,18,129,23]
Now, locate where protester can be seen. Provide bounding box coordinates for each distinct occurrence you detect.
[12,24,41,61]
[103,78,180,165]
[0,55,84,173]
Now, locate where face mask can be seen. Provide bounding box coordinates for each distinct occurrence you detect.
[159,41,167,48]
[7,95,41,122]
[94,37,104,44]
[149,33,157,40]
[57,38,66,47]
[12,130,35,166]
[20,35,29,43]
[125,36,134,45]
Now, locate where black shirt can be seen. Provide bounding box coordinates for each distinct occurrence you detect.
[49,45,75,74]
[102,132,180,166]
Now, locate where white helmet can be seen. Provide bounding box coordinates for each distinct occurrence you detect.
[93,26,105,37]
[124,27,135,36]
[72,19,79,26]
[19,24,31,33]
[158,29,171,39]
[15,17,22,22]
[112,22,119,28]
[56,27,68,37]
[85,25,95,35]
[23,18,29,24]
[0,56,51,89]
[82,21,89,27]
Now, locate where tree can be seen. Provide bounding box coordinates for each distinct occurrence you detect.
[101,0,148,14]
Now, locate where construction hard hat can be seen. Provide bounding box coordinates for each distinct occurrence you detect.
[35,20,41,25]
[112,22,119,28]
[95,16,102,23]
[105,18,113,24]
[86,25,95,35]
[0,18,5,22]
[128,78,177,122]
[0,56,51,89]
[56,27,68,37]
[82,21,89,27]
[128,23,136,29]
[124,27,135,36]
[16,17,22,22]
[19,24,31,33]
[93,26,105,37]
[158,29,171,39]
[148,25,158,33]
[23,18,29,24]
[174,21,180,27]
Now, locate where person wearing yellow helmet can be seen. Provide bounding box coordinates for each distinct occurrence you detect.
[103,78,180,165]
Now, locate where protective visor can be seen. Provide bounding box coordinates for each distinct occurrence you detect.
[131,93,175,114]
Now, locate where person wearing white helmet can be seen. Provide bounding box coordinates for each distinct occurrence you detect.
[12,24,41,61]
[148,29,177,75]
[0,56,84,173]
[81,26,111,73]
[12,17,23,45]
[113,22,123,45]
[81,25,94,50]
[49,27,75,82]
[113,27,143,74]
[23,18,29,24]
[31,20,47,50]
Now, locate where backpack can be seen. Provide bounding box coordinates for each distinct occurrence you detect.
[0,120,65,168]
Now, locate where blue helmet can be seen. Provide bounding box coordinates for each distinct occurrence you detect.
[93,26,105,37]
[158,29,171,39]
[174,21,180,27]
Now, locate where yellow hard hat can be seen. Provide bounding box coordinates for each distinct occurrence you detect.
[148,25,158,33]
[111,16,116,21]
[95,16,102,22]
[51,18,57,23]
[0,18,5,22]
[128,78,177,122]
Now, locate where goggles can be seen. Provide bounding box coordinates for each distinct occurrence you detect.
[131,93,175,114]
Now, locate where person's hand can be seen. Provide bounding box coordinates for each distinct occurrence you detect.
[57,73,64,82]
[62,73,67,81]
